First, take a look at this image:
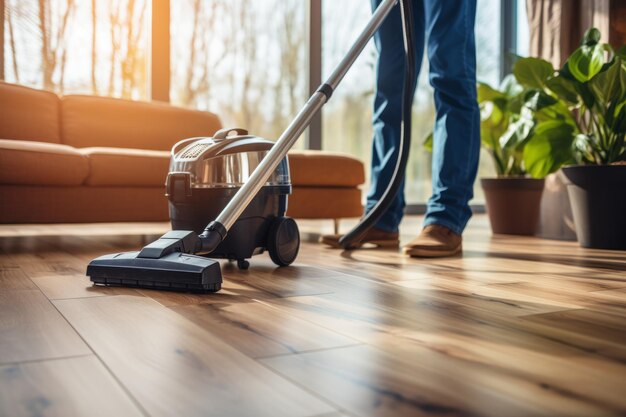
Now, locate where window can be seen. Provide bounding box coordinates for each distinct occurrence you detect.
[320,0,376,181]
[170,0,307,148]
[3,0,151,99]
[517,0,530,57]
[322,0,502,205]
[2,0,523,202]
[474,0,503,202]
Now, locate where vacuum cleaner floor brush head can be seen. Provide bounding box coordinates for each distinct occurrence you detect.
[87,251,222,293]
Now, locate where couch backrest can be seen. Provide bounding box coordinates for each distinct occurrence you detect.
[61,95,222,151]
[0,82,61,143]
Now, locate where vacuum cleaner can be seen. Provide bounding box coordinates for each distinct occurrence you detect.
[87,0,416,292]
[166,127,298,271]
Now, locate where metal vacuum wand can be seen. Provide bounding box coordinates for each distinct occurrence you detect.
[200,0,400,252]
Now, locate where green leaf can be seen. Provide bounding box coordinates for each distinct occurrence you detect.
[611,100,626,134]
[566,43,605,83]
[534,100,577,128]
[589,58,623,106]
[524,120,576,178]
[499,114,534,151]
[582,28,601,46]
[573,133,590,152]
[573,134,595,164]
[477,82,505,103]
[577,81,596,108]
[499,74,524,99]
[616,45,626,60]
[561,63,596,107]
[524,89,559,112]
[507,93,525,115]
[513,57,555,88]
[545,76,579,104]
[480,102,508,150]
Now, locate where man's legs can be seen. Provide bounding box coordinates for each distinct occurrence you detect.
[322,0,478,253]
[422,0,480,235]
[367,0,424,233]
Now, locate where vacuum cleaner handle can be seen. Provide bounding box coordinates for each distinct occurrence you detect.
[199,0,408,253]
[213,127,249,140]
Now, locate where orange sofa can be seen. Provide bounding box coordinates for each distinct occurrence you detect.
[0,82,364,224]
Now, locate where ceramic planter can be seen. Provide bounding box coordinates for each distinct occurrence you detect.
[481,177,545,235]
[561,165,626,250]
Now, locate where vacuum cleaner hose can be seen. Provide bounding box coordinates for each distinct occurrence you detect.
[339,0,416,249]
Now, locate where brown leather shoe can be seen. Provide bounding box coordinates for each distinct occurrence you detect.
[320,227,399,249]
[402,224,462,257]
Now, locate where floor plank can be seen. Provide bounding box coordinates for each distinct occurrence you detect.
[0,356,143,417]
[54,295,335,417]
[395,278,580,316]
[138,278,277,307]
[522,308,626,348]
[0,268,38,291]
[222,259,339,298]
[297,244,451,284]
[0,290,91,364]
[262,286,626,370]
[172,299,358,358]
[261,343,623,417]
[31,274,140,300]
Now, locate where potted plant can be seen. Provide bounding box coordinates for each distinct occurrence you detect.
[478,77,550,235]
[516,29,626,249]
[425,76,550,235]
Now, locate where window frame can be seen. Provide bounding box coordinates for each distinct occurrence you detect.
[0,0,4,81]
[152,0,171,102]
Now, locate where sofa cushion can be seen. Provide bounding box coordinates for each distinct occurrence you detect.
[0,139,88,186]
[80,147,170,187]
[0,185,169,223]
[0,82,61,143]
[287,150,365,187]
[62,95,222,151]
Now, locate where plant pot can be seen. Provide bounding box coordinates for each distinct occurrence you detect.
[481,177,545,235]
[561,165,626,250]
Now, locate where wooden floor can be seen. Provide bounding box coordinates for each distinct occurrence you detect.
[1,215,626,417]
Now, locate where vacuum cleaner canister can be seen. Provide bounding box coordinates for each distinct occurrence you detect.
[166,128,300,270]
[87,128,300,293]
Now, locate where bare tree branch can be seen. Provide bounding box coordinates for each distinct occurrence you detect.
[91,0,98,94]
[7,2,20,82]
[109,0,121,96]
[37,0,75,92]
[38,0,53,89]
[57,0,74,93]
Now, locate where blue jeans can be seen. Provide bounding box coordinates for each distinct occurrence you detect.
[367,0,480,235]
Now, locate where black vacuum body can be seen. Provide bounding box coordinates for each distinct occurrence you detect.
[166,129,299,270]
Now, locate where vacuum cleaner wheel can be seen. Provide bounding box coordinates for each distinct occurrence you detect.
[268,217,300,267]
[236,259,250,270]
